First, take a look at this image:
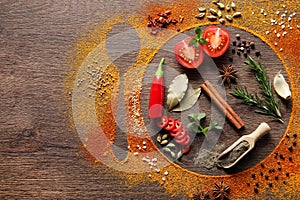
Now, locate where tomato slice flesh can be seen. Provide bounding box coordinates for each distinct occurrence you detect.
[174,37,204,69]
[202,26,230,58]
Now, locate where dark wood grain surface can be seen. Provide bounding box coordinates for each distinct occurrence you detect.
[0,1,293,199]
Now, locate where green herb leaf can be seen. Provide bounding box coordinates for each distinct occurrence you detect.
[199,38,208,44]
[195,26,203,35]
[187,112,221,136]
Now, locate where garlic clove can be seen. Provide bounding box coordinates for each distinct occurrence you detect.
[273,70,291,100]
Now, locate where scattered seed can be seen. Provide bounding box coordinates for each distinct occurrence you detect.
[217,2,225,9]
[162,177,166,181]
[286,134,290,138]
[198,7,206,12]
[288,146,293,152]
[243,52,248,58]
[233,41,237,46]
[293,133,297,138]
[283,180,287,185]
[280,154,285,160]
[157,135,162,143]
[217,10,222,18]
[219,18,225,24]
[250,42,255,49]
[233,12,242,18]
[255,182,259,187]
[289,156,292,161]
[195,13,206,19]
[232,48,236,54]
[277,160,280,165]
[210,8,218,16]
[252,173,256,179]
[161,140,169,145]
[164,171,169,176]
[247,182,250,186]
[265,175,269,180]
[286,172,289,177]
[269,182,273,187]
[226,4,231,12]
[237,51,241,56]
[293,141,297,146]
[254,187,258,193]
[236,34,241,40]
[225,15,233,22]
[207,15,218,21]
[278,166,282,171]
[162,134,168,140]
[260,172,263,176]
[275,175,279,180]
[231,2,236,10]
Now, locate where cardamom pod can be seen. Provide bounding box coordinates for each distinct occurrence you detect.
[198,7,206,12]
[231,2,236,10]
[225,15,233,22]
[217,2,225,9]
[209,8,218,16]
[207,15,218,21]
[195,13,206,19]
[233,12,242,18]
[217,10,222,18]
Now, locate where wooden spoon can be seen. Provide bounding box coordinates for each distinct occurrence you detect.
[217,122,271,169]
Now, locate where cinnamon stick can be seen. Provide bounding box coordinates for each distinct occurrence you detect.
[201,81,245,129]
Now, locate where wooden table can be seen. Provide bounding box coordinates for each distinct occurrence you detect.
[1,1,299,199]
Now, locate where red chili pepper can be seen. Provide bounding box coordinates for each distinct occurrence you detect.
[171,120,182,133]
[148,58,165,119]
[172,128,187,139]
[156,116,169,128]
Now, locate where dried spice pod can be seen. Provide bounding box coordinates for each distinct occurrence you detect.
[217,10,222,18]
[225,15,233,22]
[233,12,242,18]
[209,8,218,16]
[195,13,206,19]
[198,7,206,12]
[167,74,188,110]
[217,2,225,9]
[231,2,236,10]
[207,15,218,21]
[273,70,291,100]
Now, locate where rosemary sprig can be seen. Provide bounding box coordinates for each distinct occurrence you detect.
[231,56,283,123]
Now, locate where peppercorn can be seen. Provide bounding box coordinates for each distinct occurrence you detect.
[229,57,233,62]
[255,50,260,57]
[236,34,240,40]
[250,42,255,49]
[232,48,236,54]
[233,41,237,46]
[243,52,248,58]
[237,51,241,56]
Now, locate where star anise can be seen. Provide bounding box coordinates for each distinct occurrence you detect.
[212,180,230,200]
[218,65,238,88]
[193,190,210,200]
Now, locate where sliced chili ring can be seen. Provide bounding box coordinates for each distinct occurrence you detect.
[181,145,191,154]
[164,118,176,131]
[171,120,182,134]
[156,116,169,129]
[175,134,190,146]
[174,128,187,140]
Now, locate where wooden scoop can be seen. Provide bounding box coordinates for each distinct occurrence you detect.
[217,122,271,169]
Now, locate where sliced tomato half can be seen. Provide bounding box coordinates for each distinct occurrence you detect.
[174,37,205,69]
[202,26,230,57]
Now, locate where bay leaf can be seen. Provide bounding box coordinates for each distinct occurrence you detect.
[171,85,201,112]
[167,74,188,111]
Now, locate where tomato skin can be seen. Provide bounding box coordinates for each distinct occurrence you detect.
[174,37,205,69]
[202,26,230,58]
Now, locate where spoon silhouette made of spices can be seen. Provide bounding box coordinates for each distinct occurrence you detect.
[217,122,271,169]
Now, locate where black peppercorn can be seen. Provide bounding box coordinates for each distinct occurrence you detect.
[236,34,240,40]
[233,41,237,46]
[250,42,255,49]
[243,52,248,58]
[255,50,260,57]
[229,57,233,62]
[232,48,236,54]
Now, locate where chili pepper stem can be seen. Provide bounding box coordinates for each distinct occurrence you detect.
[155,58,165,77]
